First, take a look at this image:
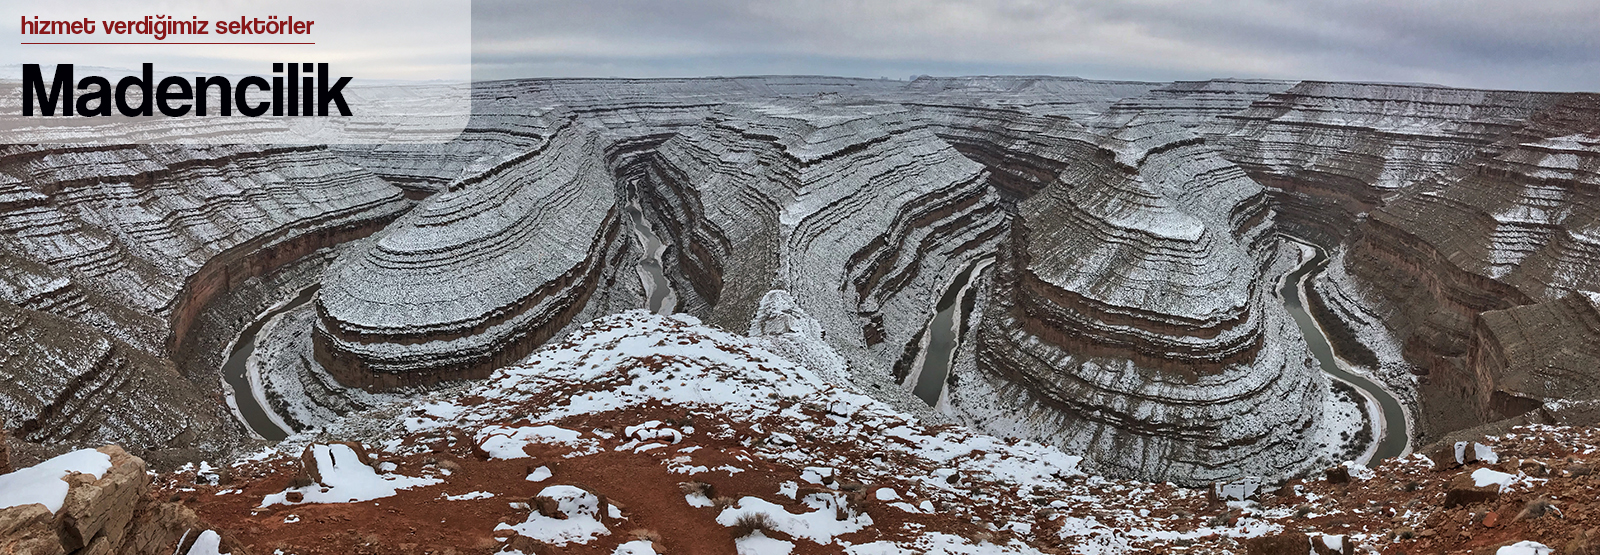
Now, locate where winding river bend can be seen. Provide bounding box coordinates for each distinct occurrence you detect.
[224,201,681,441]
[221,287,316,441]
[912,258,993,406]
[1279,237,1410,463]
[626,202,676,314]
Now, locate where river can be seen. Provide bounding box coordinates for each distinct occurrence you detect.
[220,287,315,441]
[912,258,993,406]
[626,202,676,314]
[1279,237,1410,463]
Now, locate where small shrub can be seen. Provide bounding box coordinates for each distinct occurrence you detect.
[733,512,775,534]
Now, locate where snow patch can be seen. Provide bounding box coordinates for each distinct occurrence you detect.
[184,530,231,555]
[717,495,871,544]
[1498,541,1554,555]
[0,448,113,513]
[260,444,439,506]
[498,485,609,545]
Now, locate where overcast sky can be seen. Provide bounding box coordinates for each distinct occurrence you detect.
[471,0,1600,91]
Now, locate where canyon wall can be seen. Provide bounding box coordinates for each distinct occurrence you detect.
[634,103,1008,394]
[11,76,1600,485]
[0,144,408,459]
[947,113,1325,483]
[1211,82,1559,247]
[1337,93,1600,437]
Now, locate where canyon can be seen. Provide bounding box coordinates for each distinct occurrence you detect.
[4,76,1600,503]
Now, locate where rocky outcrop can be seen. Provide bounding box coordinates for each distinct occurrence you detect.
[0,300,222,461]
[633,103,1008,393]
[955,116,1326,483]
[1470,292,1600,421]
[315,121,629,389]
[0,446,214,555]
[1336,93,1600,438]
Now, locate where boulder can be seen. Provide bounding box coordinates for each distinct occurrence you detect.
[57,446,150,551]
[1443,473,1500,508]
[1311,534,1354,555]
[1566,528,1600,555]
[1325,466,1350,484]
[296,444,323,486]
[0,444,208,555]
[1214,476,1263,501]
[123,501,203,555]
[332,441,380,470]
[504,535,543,553]
[1427,440,1497,470]
[1514,497,1557,521]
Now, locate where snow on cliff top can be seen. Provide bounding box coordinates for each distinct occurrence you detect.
[0,448,113,513]
[219,302,1305,553]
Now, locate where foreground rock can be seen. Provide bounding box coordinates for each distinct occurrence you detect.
[0,445,234,555]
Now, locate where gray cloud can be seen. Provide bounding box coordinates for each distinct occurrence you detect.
[471,0,1600,91]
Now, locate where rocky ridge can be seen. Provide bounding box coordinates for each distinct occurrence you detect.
[6,310,1592,554]
[0,445,231,555]
[957,114,1327,483]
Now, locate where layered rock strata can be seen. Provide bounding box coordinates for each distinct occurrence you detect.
[1212,82,1559,245]
[0,144,407,457]
[1338,94,1600,436]
[0,301,219,458]
[1099,79,1295,129]
[1470,292,1600,421]
[23,75,1600,488]
[963,116,1325,483]
[311,87,1340,481]
[625,103,1009,394]
[315,121,628,389]
[897,76,1161,120]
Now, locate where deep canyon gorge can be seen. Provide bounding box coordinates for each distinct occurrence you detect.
[5,75,1600,497]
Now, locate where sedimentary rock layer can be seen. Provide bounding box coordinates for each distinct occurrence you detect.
[0,300,222,456]
[1337,93,1600,435]
[1099,79,1295,129]
[956,114,1324,483]
[632,102,1009,390]
[315,121,626,388]
[1212,82,1559,245]
[1471,292,1600,420]
[0,143,408,457]
[896,76,1161,120]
